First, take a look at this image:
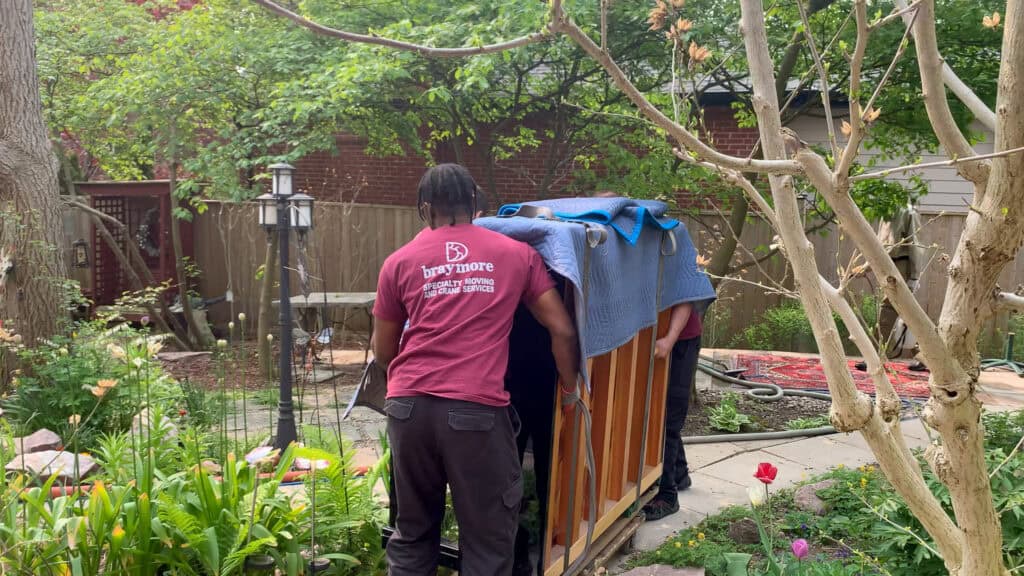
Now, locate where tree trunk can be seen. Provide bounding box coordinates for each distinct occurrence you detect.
[707,189,749,286]
[258,233,279,377]
[0,0,69,349]
[168,155,209,349]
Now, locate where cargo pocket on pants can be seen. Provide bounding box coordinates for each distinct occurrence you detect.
[502,473,523,511]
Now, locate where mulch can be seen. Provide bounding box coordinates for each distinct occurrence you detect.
[733,353,932,399]
[683,388,832,436]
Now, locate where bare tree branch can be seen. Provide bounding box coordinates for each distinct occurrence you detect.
[908,0,991,190]
[995,291,1024,313]
[836,1,870,176]
[251,0,550,57]
[850,145,1024,182]
[796,0,839,160]
[863,6,919,118]
[894,0,998,132]
[873,0,924,29]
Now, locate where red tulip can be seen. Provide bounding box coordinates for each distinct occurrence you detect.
[754,462,778,484]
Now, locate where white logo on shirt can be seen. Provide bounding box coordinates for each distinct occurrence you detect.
[445,242,469,263]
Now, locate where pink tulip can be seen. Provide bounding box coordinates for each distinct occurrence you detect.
[791,538,809,559]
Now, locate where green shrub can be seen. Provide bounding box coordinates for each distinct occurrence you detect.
[732,302,816,352]
[731,295,879,354]
[3,321,184,449]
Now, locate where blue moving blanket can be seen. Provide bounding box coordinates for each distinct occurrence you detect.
[477,198,716,365]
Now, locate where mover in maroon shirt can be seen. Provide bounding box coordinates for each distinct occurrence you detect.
[373,164,578,576]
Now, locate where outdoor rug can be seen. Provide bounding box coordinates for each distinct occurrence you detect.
[733,353,932,399]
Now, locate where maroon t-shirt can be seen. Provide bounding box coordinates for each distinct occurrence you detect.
[680,307,703,340]
[373,224,555,407]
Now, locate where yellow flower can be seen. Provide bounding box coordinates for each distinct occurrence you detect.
[97,379,118,389]
[68,414,81,427]
[107,344,127,360]
[147,339,163,357]
[688,540,696,548]
[89,386,108,398]
[112,524,125,541]
[675,541,682,548]
[837,464,845,470]
[866,465,876,474]
[697,532,705,541]
[860,477,869,488]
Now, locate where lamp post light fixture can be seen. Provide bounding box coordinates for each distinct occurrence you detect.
[257,162,314,451]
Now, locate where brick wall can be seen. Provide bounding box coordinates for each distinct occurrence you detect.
[293,105,758,209]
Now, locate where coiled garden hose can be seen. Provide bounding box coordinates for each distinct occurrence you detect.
[685,355,922,444]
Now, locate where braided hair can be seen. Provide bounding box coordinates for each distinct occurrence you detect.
[417,163,478,228]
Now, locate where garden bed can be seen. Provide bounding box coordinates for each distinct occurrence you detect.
[629,409,1024,576]
[683,389,833,436]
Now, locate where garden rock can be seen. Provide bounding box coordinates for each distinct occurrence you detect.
[5,450,98,480]
[10,428,61,455]
[157,351,211,362]
[200,460,221,474]
[294,457,330,471]
[619,567,705,576]
[727,518,761,545]
[794,479,836,516]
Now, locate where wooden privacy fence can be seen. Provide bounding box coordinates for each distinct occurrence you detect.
[187,203,1024,340]
[193,201,421,327]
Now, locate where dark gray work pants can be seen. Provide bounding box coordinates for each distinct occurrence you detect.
[385,394,523,576]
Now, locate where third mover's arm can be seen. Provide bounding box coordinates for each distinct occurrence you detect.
[527,288,579,390]
[655,302,693,359]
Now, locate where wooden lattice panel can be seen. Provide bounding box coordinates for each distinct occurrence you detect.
[91,196,126,306]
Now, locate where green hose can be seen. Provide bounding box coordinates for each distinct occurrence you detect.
[685,355,918,444]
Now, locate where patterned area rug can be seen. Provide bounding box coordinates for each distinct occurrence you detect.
[733,353,932,399]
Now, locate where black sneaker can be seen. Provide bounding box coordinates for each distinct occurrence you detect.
[908,360,929,372]
[642,497,680,521]
[675,473,693,492]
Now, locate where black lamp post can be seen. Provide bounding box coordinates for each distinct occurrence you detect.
[257,163,314,451]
